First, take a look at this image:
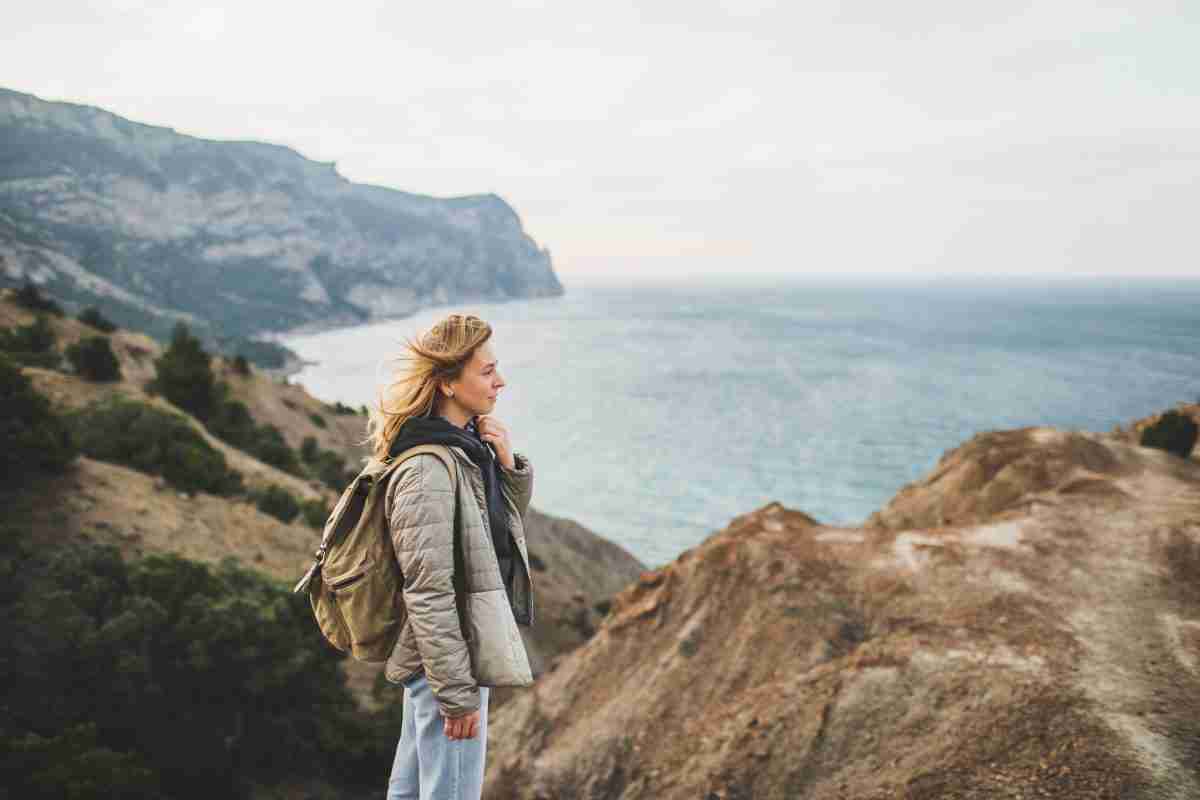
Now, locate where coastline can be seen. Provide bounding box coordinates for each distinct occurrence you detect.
[254,290,565,383]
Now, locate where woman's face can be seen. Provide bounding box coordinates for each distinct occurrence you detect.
[447,341,505,415]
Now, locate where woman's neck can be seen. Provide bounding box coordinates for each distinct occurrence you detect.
[435,402,473,429]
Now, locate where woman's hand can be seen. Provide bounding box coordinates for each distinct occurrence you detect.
[443,708,481,740]
[476,415,515,470]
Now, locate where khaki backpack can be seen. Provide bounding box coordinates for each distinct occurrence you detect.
[293,444,463,662]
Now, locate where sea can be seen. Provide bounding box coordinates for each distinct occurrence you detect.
[278,276,1200,570]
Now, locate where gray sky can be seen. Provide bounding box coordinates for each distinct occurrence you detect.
[6,1,1199,283]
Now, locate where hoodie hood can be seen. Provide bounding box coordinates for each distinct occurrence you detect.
[387,412,492,464]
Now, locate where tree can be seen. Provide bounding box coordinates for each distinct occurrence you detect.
[1141,409,1198,459]
[150,322,218,422]
[13,279,64,316]
[0,314,61,369]
[0,529,394,799]
[232,353,251,376]
[0,353,77,484]
[65,335,122,382]
[78,307,118,333]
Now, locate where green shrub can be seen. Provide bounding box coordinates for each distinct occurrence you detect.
[313,450,354,491]
[13,279,64,316]
[251,424,303,476]
[1141,409,1198,459]
[309,412,327,429]
[330,401,358,416]
[65,335,122,382]
[0,314,62,369]
[65,397,244,496]
[300,435,320,463]
[209,398,258,451]
[149,322,219,422]
[301,498,331,529]
[252,484,301,523]
[232,353,251,375]
[0,353,77,484]
[78,307,118,333]
[0,528,393,798]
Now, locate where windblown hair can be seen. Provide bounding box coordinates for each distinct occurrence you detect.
[360,313,493,463]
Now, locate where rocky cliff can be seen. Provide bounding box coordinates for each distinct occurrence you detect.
[0,87,562,351]
[483,421,1200,799]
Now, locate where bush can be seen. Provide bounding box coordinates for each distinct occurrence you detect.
[65,335,122,382]
[309,412,327,429]
[252,424,303,476]
[330,401,358,416]
[252,484,301,523]
[0,528,393,798]
[78,307,118,333]
[209,398,258,451]
[149,322,219,422]
[1141,410,1198,459]
[300,435,320,463]
[313,449,354,491]
[65,397,244,496]
[0,314,62,369]
[301,497,331,529]
[13,279,64,316]
[0,353,77,485]
[232,353,251,376]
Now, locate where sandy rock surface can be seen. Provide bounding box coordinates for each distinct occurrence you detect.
[484,426,1200,799]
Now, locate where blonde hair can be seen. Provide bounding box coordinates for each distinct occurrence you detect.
[360,313,493,462]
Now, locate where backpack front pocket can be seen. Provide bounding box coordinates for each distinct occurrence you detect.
[321,558,404,662]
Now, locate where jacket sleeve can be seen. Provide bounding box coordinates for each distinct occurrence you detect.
[387,454,479,719]
[499,451,534,519]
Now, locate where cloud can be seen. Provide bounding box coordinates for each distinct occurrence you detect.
[3,0,1198,279]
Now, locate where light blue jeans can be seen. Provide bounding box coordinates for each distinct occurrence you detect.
[386,672,490,800]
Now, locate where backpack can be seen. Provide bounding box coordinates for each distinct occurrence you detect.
[293,443,463,662]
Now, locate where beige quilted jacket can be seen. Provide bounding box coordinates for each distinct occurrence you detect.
[383,445,535,718]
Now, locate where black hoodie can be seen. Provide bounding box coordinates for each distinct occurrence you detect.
[387,412,516,601]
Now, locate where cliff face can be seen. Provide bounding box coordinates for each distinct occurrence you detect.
[0,87,562,344]
[483,424,1200,799]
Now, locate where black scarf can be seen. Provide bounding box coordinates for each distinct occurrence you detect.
[387,412,515,596]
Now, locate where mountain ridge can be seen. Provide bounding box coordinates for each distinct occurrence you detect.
[0,86,563,362]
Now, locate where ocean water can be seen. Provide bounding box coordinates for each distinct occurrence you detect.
[280,276,1200,569]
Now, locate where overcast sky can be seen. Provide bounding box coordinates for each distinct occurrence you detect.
[6,1,1199,283]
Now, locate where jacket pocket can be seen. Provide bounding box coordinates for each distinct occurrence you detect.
[465,588,533,687]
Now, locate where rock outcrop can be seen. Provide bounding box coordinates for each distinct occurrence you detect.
[0,87,562,348]
[483,425,1200,799]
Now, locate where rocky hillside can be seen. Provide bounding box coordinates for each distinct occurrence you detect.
[0,86,563,358]
[2,289,639,710]
[483,420,1200,799]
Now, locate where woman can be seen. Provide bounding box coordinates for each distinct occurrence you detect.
[362,313,536,800]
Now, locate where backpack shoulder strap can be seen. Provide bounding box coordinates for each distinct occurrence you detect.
[383,444,459,489]
[378,444,459,520]
[380,443,470,633]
